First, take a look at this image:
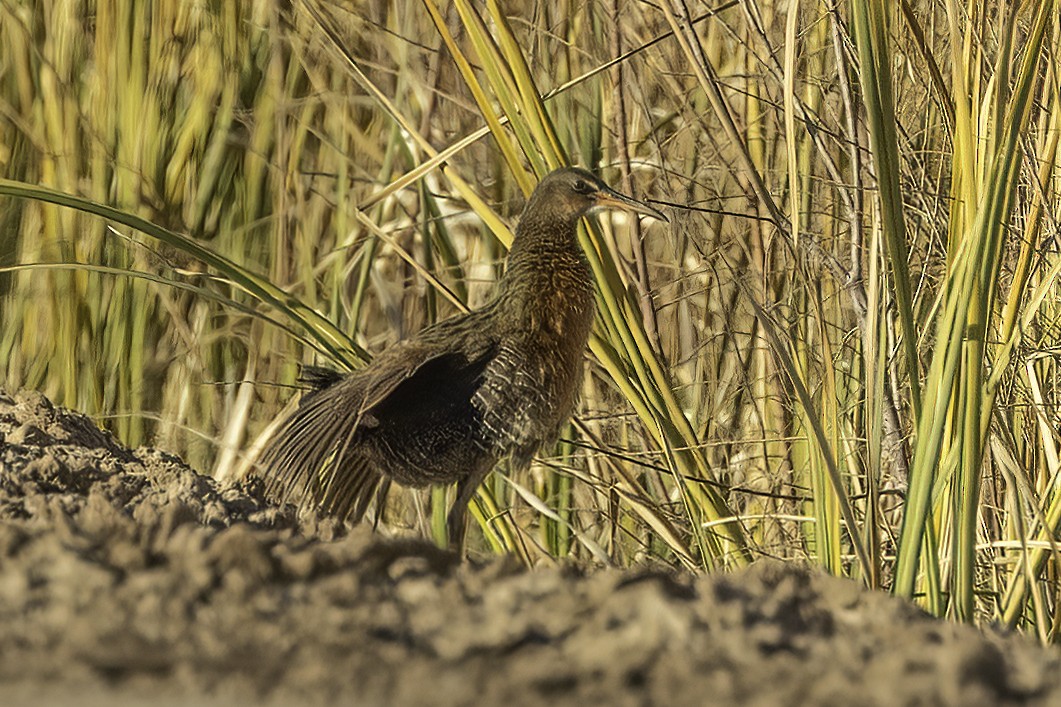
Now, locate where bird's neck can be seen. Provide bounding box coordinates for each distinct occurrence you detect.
[507,205,580,253]
[492,216,596,332]
[499,215,588,290]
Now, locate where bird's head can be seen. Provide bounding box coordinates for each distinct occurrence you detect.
[526,167,667,226]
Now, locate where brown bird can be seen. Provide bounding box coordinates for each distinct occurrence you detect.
[257,167,666,548]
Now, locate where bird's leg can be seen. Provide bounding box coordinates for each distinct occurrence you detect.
[445,504,467,554]
[446,468,489,553]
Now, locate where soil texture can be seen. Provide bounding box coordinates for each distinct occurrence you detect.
[1,388,1058,706]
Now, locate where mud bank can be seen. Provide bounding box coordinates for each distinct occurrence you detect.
[1,389,1058,706]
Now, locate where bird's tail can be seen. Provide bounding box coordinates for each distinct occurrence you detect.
[256,372,384,523]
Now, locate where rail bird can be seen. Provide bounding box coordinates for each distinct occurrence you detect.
[257,167,666,549]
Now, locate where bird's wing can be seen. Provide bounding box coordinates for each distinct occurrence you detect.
[356,322,494,418]
[257,373,383,522]
[257,316,497,521]
[360,345,496,433]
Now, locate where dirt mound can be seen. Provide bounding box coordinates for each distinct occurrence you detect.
[1,388,1058,706]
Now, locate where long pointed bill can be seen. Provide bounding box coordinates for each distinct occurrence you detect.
[594,187,668,223]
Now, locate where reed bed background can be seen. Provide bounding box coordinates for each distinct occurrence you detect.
[1,0,1059,636]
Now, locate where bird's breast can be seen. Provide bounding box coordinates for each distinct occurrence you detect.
[522,268,595,342]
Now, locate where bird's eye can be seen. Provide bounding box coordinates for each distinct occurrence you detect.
[572,179,593,194]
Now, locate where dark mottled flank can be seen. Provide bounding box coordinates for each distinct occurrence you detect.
[2,389,1061,706]
[256,168,666,547]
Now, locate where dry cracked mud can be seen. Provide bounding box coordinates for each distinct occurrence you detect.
[1,388,1059,706]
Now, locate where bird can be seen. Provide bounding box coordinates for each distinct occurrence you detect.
[256,167,667,549]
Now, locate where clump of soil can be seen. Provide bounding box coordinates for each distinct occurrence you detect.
[1,388,1058,706]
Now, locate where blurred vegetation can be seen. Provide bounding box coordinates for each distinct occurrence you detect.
[2,0,1060,636]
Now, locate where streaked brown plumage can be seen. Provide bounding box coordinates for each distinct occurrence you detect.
[256,167,666,548]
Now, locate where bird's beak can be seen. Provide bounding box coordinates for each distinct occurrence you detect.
[594,187,669,223]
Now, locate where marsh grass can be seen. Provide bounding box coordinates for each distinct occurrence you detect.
[2,0,1060,635]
